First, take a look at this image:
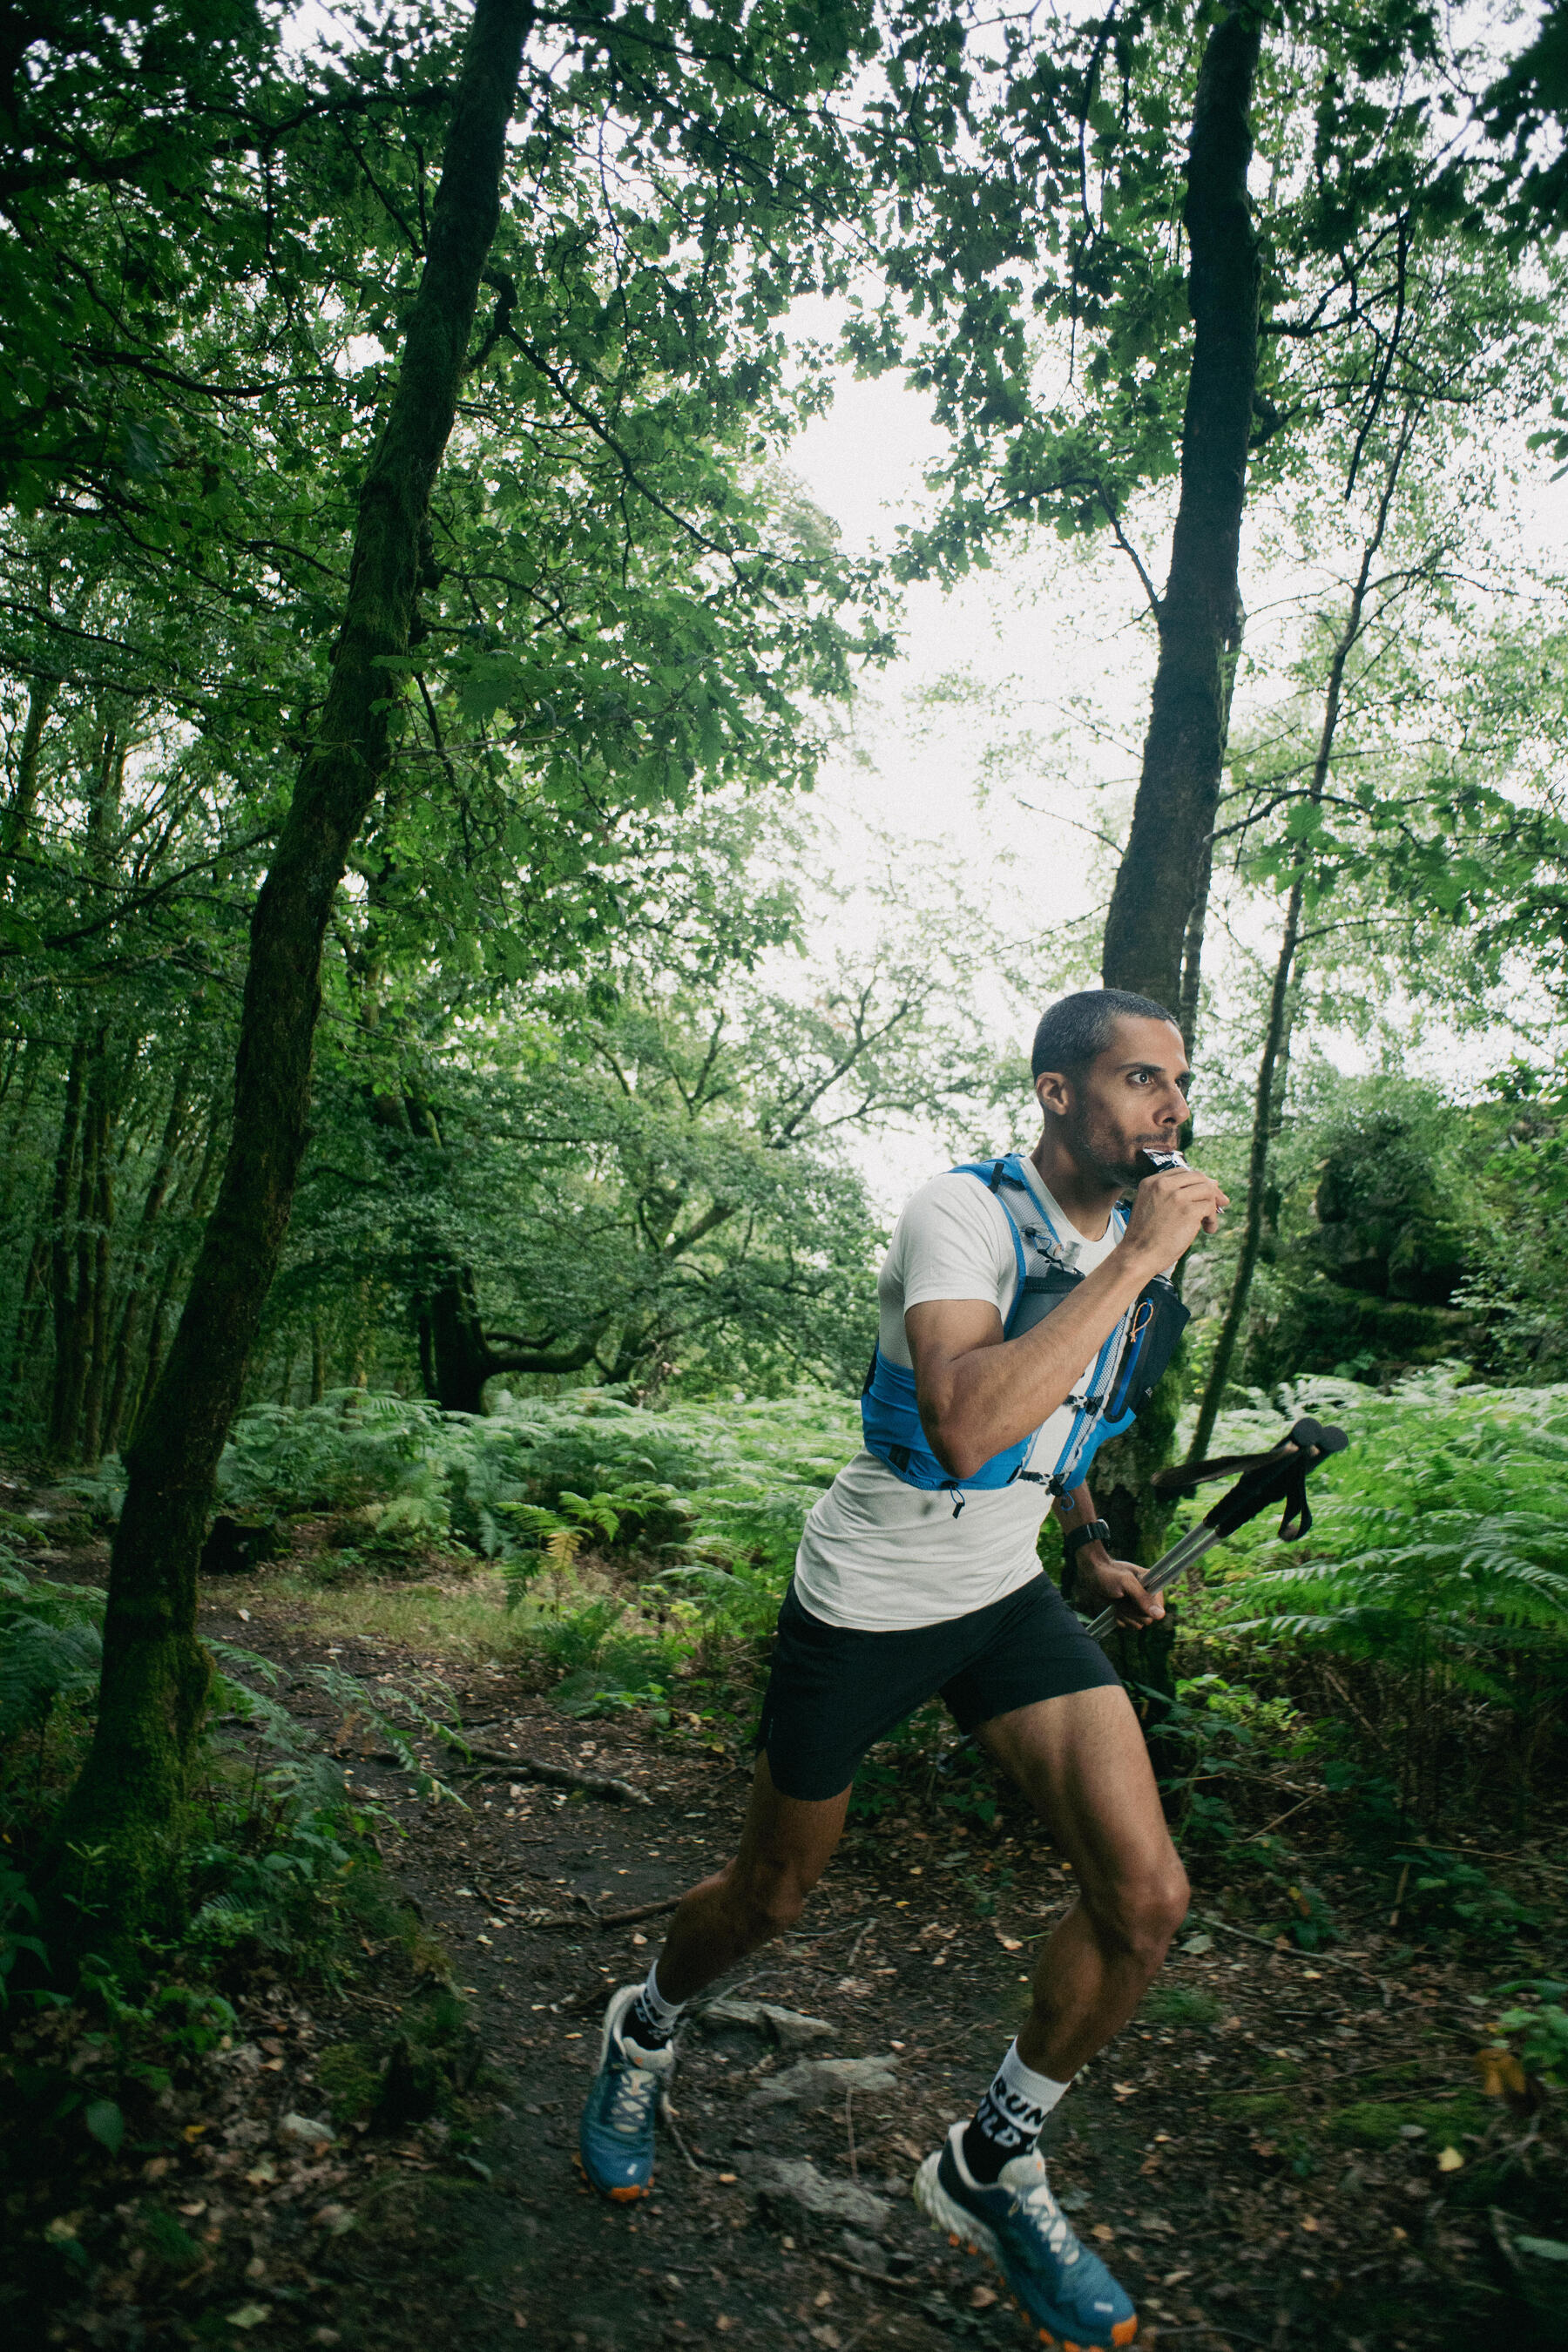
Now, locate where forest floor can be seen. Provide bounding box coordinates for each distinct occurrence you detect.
[6,1506,1566,2352]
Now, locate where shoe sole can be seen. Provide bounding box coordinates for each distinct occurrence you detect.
[573,2147,649,2204]
[912,2153,1137,2350]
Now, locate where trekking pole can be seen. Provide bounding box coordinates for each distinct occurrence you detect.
[1080,1416,1348,1644]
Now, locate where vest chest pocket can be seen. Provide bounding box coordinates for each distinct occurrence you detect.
[1004,1261,1082,1340]
[1106,1277,1190,1419]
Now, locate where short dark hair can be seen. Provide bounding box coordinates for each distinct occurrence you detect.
[1031,988,1180,1080]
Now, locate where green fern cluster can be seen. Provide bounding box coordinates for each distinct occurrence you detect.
[1209,1371,1568,1694]
[0,1555,103,1745]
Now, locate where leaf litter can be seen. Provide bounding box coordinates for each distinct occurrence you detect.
[5,1590,1565,2352]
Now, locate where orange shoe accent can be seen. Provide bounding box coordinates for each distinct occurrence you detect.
[1038,2335,1055,2348]
[967,2241,978,2256]
[608,2183,645,2204]
[1112,2324,1139,2348]
[950,2234,960,2247]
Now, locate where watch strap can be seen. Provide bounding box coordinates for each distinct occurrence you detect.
[1063,1517,1111,1562]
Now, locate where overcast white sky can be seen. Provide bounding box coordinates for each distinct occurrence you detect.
[771,317,1568,1211]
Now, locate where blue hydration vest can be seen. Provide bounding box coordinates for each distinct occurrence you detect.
[859,1155,1189,1515]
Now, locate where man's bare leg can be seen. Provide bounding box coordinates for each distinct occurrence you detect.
[911,1685,1184,2348]
[652,1752,850,2002]
[577,1754,848,2199]
[978,1680,1190,2079]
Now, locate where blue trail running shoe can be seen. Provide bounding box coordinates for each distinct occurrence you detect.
[577,1983,676,2202]
[915,2122,1138,2349]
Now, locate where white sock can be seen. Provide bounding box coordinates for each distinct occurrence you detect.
[625,1957,685,2045]
[640,1958,684,2028]
[966,2039,1071,2175]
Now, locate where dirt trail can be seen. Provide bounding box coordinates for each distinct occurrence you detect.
[172,1588,1560,2352]
[10,1554,1562,2352]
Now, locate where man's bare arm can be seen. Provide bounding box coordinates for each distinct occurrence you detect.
[904,1166,1227,1482]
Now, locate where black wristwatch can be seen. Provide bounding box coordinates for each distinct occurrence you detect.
[1063,1517,1112,1563]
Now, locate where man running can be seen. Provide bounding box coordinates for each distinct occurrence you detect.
[577,989,1227,2351]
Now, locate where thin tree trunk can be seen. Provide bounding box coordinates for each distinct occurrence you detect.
[1101,5,1263,1011]
[79,1075,115,1460]
[10,1231,48,1394]
[126,1114,224,1444]
[103,1044,196,1456]
[1185,878,1302,1464]
[47,1037,87,1451]
[0,674,57,872]
[1186,422,1413,1463]
[56,1028,111,1457]
[50,0,535,1950]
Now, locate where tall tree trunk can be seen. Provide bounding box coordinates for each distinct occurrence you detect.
[1100,5,1263,1012]
[1186,423,1412,1463]
[49,0,535,1952]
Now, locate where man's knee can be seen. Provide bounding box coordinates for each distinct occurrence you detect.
[1090,1854,1190,1972]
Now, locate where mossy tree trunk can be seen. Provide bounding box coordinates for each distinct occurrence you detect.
[48,0,534,1954]
[1100,4,1263,1015]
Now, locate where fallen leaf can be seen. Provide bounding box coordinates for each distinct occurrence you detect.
[226,2307,271,2330]
[1162,2269,1192,2287]
[244,2158,279,2187]
[718,2173,737,2184]
[183,2123,210,2141]
[994,1930,1023,1953]
[1301,2215,1319,2232]
[716,2320,734,2335]
[1179,1932,1213,1955]
[970,2286,997,2309]
[1436,2146,1464,2173]
[277,2113,335,2149]
[1092,2223,1115,2243]
[1112,2081,1139,2098]
[178,2200,207,2217]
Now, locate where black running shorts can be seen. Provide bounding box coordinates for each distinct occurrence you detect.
[755,1573,1122,1803]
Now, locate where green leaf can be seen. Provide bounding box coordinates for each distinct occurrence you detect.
[84,2098,125,2154]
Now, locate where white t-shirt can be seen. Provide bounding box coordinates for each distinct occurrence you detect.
[793,1159,1124,1631]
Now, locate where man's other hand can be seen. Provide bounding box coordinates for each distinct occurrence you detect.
[1081,1551,1164,1630]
